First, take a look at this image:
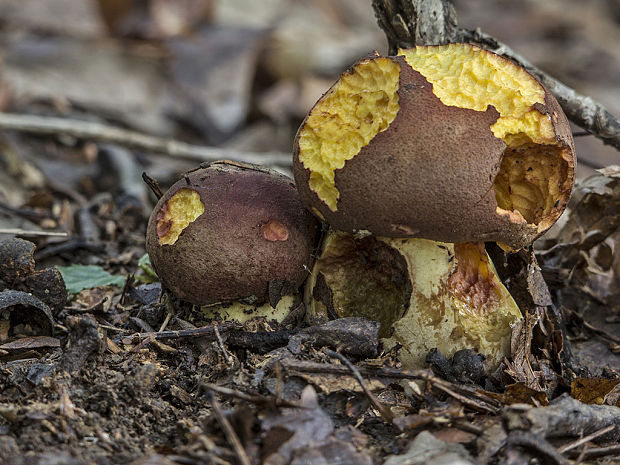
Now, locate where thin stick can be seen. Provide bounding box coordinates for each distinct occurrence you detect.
[558,424,616,453]
[214,323,234,365]
[567,445,620,460]
[142,172,163,200]
[461,29,620,151]
[206,391,251,465]
[0,228,68,237]
[200,382,307,410]
[506,431,570,465]
[120,322,236,344]
[280,358,501,414]
[0,113,292,167]
[324,349,394,422]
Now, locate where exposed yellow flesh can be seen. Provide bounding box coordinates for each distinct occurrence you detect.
[494,144,568,226]
[400,44,556,145]
[157,188,205,246]
[400,44,568,227]
[201,294,297,324]
[297,57,400,211]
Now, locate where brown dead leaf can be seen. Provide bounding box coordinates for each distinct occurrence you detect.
[74,286,117,313]
[0,336,60,351]
[97,0,214,39]
[484,383,549,406]
[261,385,333,464]
[392,414,433,432]
[432,428,477,444]
[294,372,385,394]
[3,37,174,135]
[167,27,265,142]
[571,377,620,407]
[384,431,477,465]
[261,385,373,465]
[505,312,544,392]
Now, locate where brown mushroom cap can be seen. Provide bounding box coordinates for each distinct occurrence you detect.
[293,44,576,249]
[146,161,320,306]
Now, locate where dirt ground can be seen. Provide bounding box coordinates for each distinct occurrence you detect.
[0,1,619,464]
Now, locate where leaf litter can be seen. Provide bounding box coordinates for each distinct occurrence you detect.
[0,0,619,464]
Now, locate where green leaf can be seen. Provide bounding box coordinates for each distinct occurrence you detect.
[57,264,127,294]
[136,253,159,283]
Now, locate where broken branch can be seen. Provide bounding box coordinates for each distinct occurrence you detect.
[0,113,291,167]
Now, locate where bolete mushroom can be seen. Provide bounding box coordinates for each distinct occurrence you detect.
[293,43,575,250]
[296,44,576,369]
[146,161,320,322]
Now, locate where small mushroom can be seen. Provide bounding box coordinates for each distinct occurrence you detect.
[145,161,320,322]
[293,44,575,250]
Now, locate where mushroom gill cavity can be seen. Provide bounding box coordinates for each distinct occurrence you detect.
[400,44,572,228]
[157,188,204,245]
[308,233,523,369]
[311,232,411,337]
[297,58,400,211]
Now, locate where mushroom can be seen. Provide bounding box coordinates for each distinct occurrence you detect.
[146,161,320,322]
[293,43,575,250]
[295,44,576,369]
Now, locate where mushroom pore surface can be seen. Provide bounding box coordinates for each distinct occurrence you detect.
[297,57,400,212]
[156,187,205,245]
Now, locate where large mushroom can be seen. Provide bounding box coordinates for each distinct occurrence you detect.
[293,43,575,250]
[305,231,522,369]
[295,44,576,369]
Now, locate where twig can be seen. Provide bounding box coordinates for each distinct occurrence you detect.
[567,445,620,460]
[0,113,292,167]
[200,382,307,410]
[0,202,51,220]
[226,328,298,354]
[280,358,501,414]
[324,349,394,422]
[205,391,251,465]
[214,323,234,365]
[461,29,620,151]
[558,424,616,454]
[505,431,570,465]
[430,379,499,415]
[142,172,163,200]
[0,228,68,237]
[372,0,620,151]
[120,322,237,344]
[563,307,620,344]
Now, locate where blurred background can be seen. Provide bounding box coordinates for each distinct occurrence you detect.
[0,0,618,242]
